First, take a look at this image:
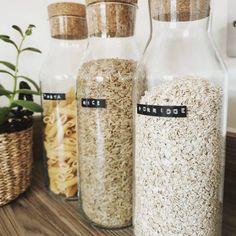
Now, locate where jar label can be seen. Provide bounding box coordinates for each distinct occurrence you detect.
[82,99,106,108]
[137,104,187,118]
[43,93,66,101]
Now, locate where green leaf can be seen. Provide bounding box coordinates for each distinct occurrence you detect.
[25,24,36,36]
[13,100,43,113]
[0,61,16,71]
[21,47,42,53]
[25,29,32,36]
[15,89,40,95]
[0,37,18,50]
[10,103,18,108]
[0,84,12,97]
[0,35,10,39]
[28,24,36,28]
[0,107,11,125]
[25,25,35,36]
[17,76,40,92]
[0,88,12,96]
[0,69,14,78]
[12,25,24,37]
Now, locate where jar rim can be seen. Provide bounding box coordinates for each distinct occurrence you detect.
[86,0,138,7]
[48,2,86,19]
[49,15,87,21]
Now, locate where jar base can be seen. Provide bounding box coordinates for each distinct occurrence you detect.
[45,186,78,202]
[78,203,132,230]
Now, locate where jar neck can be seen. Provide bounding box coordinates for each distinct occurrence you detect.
[48,38,86,54]
[88,35,135,45]
[152,17,210,39]
[83,36,139,62]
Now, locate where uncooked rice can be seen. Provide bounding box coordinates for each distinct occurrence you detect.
[77,58,136,228]
[134,77,224,236]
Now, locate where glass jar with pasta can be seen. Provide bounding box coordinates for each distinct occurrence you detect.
[40,2,87,199]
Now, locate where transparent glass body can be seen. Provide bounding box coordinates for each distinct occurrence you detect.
[77,1,139,229]
[40,15,87,199]
[133,1,228,236]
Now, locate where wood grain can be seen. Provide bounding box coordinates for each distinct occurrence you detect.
[0,119,235,236]
[223,132,236,236]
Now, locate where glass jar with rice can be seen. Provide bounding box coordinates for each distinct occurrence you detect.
[77,0,140,229]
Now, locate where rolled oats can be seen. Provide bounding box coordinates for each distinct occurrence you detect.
[134,77,224,236]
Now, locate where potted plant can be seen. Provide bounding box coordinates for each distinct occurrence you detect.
[0,25,42,206]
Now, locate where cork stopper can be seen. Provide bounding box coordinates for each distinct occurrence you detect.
[48,2,88,40]
[86,0,138,37]
[151,0,210,22]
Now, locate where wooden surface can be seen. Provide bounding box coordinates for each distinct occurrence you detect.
[0,121,235,236]
[0,160,133,236]
[223,132,236,236]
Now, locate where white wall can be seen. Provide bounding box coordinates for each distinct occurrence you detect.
[0,0,235,131]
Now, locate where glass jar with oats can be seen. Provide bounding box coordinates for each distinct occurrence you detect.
[133,0,228,236]
[40,2,87,199]
[77,0,140,229]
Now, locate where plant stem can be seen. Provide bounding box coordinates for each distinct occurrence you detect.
[9,36,25,106]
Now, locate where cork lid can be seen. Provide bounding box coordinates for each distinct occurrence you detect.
[87,0,137,37]
[48,3,88,39]
[86,0,138,6]
[48,2,86,18]
[151,0,210,21]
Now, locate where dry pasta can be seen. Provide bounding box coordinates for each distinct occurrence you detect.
[43,87,78,198]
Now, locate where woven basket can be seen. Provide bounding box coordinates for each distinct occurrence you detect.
[0,127,33,206]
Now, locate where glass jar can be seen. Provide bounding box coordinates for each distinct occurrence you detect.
[40,2,87,199]
[133,0,228,235]
[77,0,139,229]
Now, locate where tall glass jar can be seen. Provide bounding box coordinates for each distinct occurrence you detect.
[77,0,139,229]
[40,2,87,199]
[134,0,228,235]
